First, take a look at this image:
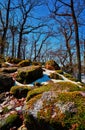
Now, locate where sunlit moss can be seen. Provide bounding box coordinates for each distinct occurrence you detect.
[10,85,31,98]
[26,84,52,101]
[17,59,31,67]
[16,65,43,84]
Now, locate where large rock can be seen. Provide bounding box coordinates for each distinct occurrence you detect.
[16,65,43,84]
[45,60,60,70]
[0,73,14,93]
[23,81,85,130]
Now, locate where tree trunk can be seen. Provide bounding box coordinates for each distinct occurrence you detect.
[17,32,22,58]
[66,39,73,73]
[84,40,85,74]
[12,33,15,57]
[0,0,11,55]
[71,0,81,81]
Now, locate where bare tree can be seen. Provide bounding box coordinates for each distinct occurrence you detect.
[0,0,11,55]
[58,19,73,73]
[46,0,85,81]
[16,0,45,58]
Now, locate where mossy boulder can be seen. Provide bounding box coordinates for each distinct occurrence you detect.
[16,65,43,84]
[1,67,17,73]
[10,86,31,98]
[6,57,22,64]
[0,73,14,93]
[45,60,60,70]
[23,81,85,130]
[50,72,63,80]
[32,61,42,66]
[18,59,31,67]
[0,112,22,130]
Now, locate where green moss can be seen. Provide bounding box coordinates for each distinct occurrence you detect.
[25,94,42,112]
[3,107,9,114]
[50,72,63,80]
[58,81,82,91]
[18,59,31,67]
[2,67,17,73]
[6,57,22,64]
[10,85,31,98]
[16,66,43,84]
[63,73,78,82]
[26,84,52,101]
[56,70,63,74]
[0,112,22,130]
[37,91,85,129]
[32,61,42,66]
[57,91,85,129]
[24,81,85,130]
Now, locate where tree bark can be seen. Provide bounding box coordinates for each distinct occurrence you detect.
[71,0,81,81]
[0,0,11,55]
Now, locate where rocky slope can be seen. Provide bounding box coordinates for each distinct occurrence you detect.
[0,60,85,130]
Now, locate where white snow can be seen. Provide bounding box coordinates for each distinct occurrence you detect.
[81,74,85,83]
[14,68,85,87]
[5,62,14,66]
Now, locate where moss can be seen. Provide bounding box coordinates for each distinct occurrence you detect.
[57,91,85,129]
[3,106,9,114]
[50,72,63,80]
[16,66,43,84]
[26,84,52,101]
[0,112,22,130]
[0,55,5,63]
[45,81,84,92]
[25,94,42,111]
[36,91,85,129]
[10,85,31,98]
[63,73,78,82]
[18,59,31,67]
[6,57,22,64]
[23,80,85,130]
[2,67,17,73]
[32,61,42,66]
[56,70,63,74]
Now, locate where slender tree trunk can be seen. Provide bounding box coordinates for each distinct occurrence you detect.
[71,0,81,81]
[17,33,22,58]
[33,42,37,61]
[1,0,11,55]
[12,33,15,57]
[84,40,85,74]
[66,39,73,73]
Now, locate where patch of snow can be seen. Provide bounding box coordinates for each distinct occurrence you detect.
[14,68,84,87]
[43,68,55,75]
[5,62,14,66]
[57,73,83,88]
[81,75,85,83]
[15,80,34,87]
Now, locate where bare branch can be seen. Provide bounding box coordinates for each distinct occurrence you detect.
[58,0,71,7]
